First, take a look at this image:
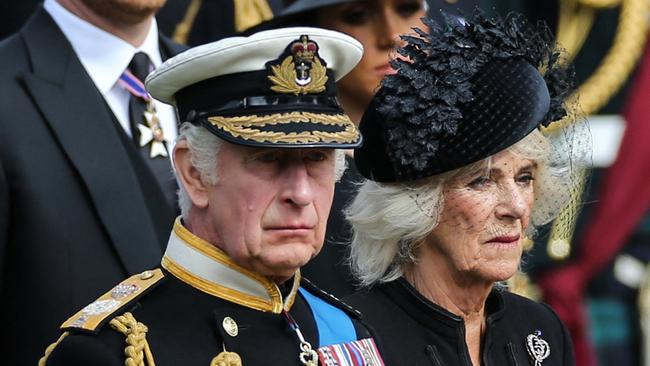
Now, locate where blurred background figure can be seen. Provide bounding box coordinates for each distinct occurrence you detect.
[157,0,284,44]
[0,0,183,364]
[257,0,428,123]
[538,36,650,366]
[509,2,650,366]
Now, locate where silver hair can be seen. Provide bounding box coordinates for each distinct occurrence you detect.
[175,122,348,218]
[347,129,576,287]
[175,122,223,218]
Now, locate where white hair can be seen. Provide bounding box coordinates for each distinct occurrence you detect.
[347,129,576,287]
[175,122,348,218]
[175,122,222,218]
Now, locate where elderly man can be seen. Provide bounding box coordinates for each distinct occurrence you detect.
[39,27,385,366]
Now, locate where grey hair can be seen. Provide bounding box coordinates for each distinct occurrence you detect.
[347,129,575,287]
[175,122,222,218]
[175,122,348,218]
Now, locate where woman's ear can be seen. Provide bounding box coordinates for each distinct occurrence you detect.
[173,140,210,209]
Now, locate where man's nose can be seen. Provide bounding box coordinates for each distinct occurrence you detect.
[280,164,314,207]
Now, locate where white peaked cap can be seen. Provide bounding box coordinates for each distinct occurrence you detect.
[146,27,363,105]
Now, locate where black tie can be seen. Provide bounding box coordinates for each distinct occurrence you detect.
[126,52,177,212]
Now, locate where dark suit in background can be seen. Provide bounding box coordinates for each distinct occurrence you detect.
[0,7,182,365]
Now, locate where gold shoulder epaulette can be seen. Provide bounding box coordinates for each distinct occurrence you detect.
[60,269,165,333]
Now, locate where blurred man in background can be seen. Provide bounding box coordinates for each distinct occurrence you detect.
[0,0,182,363]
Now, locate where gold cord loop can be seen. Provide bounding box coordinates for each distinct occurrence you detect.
[109,312,156,366]
[38,332,70,366]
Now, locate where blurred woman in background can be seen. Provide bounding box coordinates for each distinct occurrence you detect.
[270,0,427,123]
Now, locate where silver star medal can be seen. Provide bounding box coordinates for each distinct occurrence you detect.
[526,330,550,366]
[138,108,169,158]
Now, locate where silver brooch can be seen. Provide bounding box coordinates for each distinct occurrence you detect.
[526,330,550,366]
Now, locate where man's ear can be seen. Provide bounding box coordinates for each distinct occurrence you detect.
[173,140,210,209]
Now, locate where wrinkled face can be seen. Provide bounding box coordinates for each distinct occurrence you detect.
[80,0,166,24]
[425,150,536,284]
[205,144,337,281]
[319,0,425,113]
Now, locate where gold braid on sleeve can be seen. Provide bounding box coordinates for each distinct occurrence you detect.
[552,0,649,131]
[172,0,203,45]
[234,0,273,32]
[109,312,156,366]
[173,0,273,44]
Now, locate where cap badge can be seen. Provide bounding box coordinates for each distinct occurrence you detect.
[268,35,328,95]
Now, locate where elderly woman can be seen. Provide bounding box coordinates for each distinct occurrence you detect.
[345,11,586,366]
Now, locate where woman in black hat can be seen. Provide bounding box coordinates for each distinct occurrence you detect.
[344,11,588,366]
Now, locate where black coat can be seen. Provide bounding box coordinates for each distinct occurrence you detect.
[0,7,183,364]
[44,272,378,366]
[346,278,575,366]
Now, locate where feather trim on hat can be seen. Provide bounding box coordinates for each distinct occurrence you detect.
[377,10,574,173]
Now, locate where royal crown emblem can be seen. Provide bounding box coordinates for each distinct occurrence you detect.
[267,35,328,95]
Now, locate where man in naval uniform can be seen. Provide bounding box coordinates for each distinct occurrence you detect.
[39,27,386,366]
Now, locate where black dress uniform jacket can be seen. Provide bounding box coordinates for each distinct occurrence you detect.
[346,278,575,366]
[45,273,375,365]
[42,220,382,366]
[0,7,184,364]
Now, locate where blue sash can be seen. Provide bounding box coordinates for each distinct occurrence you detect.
[298,287,357,347]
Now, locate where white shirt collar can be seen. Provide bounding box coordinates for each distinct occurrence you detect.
[44,0,163,94]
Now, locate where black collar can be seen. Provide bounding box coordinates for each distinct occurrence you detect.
[379,277,506,334]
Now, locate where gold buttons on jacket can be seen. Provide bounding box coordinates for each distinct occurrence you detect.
[222,317,238,337]
[140,270,155,280]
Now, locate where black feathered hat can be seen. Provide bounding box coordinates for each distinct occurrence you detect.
[355,10,574,182]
